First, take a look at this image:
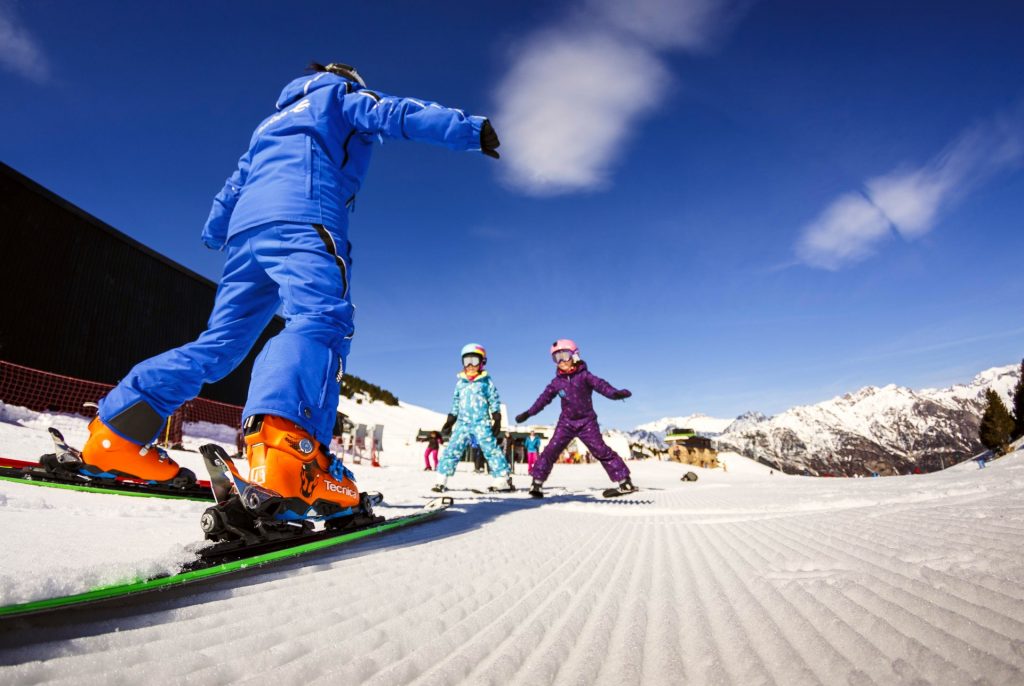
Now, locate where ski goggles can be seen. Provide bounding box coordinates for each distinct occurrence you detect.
[551,350,575,363]
[462,354,483,367]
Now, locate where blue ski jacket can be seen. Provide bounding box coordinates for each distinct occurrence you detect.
[202,72,487,249]
[449,371,502,424]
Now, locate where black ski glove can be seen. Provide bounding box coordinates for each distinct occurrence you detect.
[480,119,500,159]
[612,389,632,400]
[491,411,502,437]
[515,412,529,424]
[441,413,456,437]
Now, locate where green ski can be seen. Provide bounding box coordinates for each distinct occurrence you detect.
[0,496,453,620]
[0,470,212,501]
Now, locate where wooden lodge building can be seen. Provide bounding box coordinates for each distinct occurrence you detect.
[664,427,720,469]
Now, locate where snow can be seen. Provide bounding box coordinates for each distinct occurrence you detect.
[340,395,448,459]
[2,403,1024,684]
[635,412,735,435]
[716,449,776,475]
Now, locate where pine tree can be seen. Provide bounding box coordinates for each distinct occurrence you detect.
[979,389,1015,455]
[341,373,399,406]
[1012,359,1024,441]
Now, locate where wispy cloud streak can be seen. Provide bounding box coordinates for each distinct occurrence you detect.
[493,0,749,196]
[797,105,1024,270]
[0,1,49,83]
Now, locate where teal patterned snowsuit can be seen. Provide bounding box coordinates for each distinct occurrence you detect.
[438,372,510,477]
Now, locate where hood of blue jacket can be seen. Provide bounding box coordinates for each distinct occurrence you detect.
[275,72,358,111]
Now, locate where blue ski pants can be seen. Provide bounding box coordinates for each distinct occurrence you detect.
[438,419,510,478]
[98,221,354,446]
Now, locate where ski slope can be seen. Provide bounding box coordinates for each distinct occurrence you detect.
[1,408,1023,685]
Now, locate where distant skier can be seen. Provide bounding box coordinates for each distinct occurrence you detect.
[433,344,513,492]
[470,433,486,473]
[78,62,500,523]
[525,431,542,472]
[514,340,636,498]
[423,431,442,471]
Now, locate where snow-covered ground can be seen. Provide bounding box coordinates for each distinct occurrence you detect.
[2,406,1024,684]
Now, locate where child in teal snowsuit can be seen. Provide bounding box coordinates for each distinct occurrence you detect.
[434,344,513,492]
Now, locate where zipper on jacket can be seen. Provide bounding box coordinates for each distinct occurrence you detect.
[340,129,359,213]
[339,253,349,299]
[341,129,357,168]
[313,224,350,299]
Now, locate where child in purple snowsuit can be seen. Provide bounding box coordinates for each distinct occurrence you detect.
[514,339,636,497]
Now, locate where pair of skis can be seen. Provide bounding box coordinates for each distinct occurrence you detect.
[0,433,453,621]
[0,496,452,621]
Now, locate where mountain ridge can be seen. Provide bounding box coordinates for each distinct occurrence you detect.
[633,363,1020,475]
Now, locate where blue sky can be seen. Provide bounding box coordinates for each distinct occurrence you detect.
[2,0,1023,429]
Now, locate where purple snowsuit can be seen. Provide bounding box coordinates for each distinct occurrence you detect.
[519,362,630,483]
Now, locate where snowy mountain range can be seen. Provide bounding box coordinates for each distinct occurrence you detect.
[635,413,735,435]
[635,364,1020,476]
[628,413,734,449]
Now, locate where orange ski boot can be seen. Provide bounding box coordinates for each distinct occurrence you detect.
[240,415,362,522]
[81,416,189,484]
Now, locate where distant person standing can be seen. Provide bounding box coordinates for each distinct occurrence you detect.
[423,431,442,471]
[471,434,486,473]
[504,433,517,474]
[525,431,542,472]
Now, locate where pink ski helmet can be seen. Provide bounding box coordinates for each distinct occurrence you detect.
[550,339,580,363]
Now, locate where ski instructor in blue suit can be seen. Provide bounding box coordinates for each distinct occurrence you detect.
[82,62,501,492]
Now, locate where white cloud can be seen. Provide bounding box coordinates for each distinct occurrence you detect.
[868,112,1024,239]
[493,0,747,196]
[494,30,668,196]
[586,0,747,51]
[0,1,49,83]
[864,170,945,240]
[797,105,1024,269]
[795,193,892,271]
